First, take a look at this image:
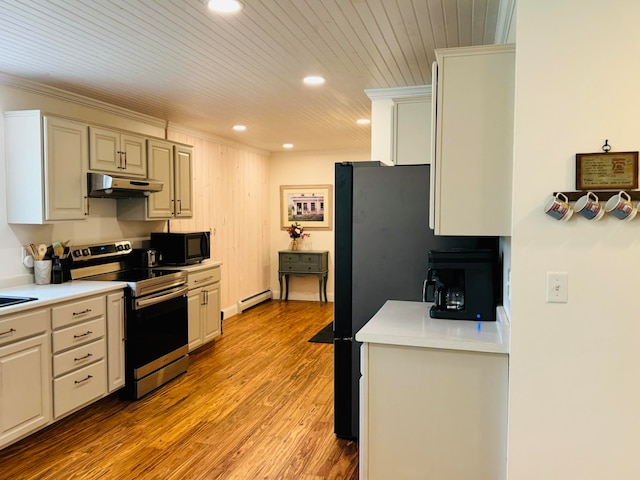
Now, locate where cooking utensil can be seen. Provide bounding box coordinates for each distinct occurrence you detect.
[52,241,64,257]
[37,244,47,260]
[29,243,39,259]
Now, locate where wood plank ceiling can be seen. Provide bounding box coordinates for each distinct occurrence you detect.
[0,0,506,153]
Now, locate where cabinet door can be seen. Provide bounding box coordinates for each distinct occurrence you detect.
[432,45,514,236]
[202,283,221,343]
[0,333,51,448]
[174,145,193,218]
[187,289,203,351]
[393,98,430,165]
[106,292,125,392]
[44,116,88,220]
[120,133,147,177]
[146,139,175,218]
[89,126,120,173]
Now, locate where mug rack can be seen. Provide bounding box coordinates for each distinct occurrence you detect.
[552,190,640,202]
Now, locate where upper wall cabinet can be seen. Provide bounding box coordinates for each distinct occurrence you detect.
[4,110,88,223]
[366,86,431,166]
[89,126,147,177]
[429,44,515,236]
[118,139,193,220]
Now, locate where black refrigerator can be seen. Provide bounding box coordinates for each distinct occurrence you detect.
[333,162,495,440]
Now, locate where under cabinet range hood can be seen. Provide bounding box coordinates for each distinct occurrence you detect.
[87,173,163,198]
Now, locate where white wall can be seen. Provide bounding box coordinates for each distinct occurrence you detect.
[269,150,369,301]
[509,1,640,478]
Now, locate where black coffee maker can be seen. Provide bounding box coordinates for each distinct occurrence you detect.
[423,249,497,321]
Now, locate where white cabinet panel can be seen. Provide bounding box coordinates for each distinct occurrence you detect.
[430,44,515,236]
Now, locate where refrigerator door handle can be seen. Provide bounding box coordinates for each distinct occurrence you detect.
[336,337,353,341]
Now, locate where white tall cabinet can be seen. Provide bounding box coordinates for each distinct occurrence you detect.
[4,111,88,223]
[430,44,515,236]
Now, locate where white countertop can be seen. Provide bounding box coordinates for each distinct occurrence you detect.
[355,300,510,354]
[0,281,127,317]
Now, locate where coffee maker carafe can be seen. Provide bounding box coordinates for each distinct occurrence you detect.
[423,249,497,321]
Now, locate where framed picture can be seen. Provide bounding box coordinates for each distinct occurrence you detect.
[280,184,332,230]
[576,151,639,190]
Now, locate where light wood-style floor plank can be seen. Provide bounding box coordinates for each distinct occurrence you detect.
[0,300,358,480]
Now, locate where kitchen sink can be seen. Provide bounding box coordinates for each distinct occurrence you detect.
[0,296,38,308]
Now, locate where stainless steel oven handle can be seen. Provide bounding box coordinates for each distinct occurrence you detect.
[134,285,188,310]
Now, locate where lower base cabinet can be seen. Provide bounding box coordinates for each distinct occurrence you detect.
[0,329,51,447]
[186,264,222,351]
[360,343,508,480]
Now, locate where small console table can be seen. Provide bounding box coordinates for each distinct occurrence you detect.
[278,250,329,305]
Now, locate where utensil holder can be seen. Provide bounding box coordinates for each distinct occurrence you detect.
[34,260,52,285]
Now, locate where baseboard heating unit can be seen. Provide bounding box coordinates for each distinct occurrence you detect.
[237,290,272,313]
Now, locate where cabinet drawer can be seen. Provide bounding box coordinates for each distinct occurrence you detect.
[52,318,105,354]
[53,338,106,377]
[0,309,49,347]
[187,266,221,289]
[53,360,106,418]
[52,296,105,329]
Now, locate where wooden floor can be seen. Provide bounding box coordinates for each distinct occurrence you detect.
[0,300,358,480]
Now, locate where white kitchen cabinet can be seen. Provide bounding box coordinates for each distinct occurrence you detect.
[106,291,125,392]
[0,309,51,449]
[430,44,515,236]
[393,97,431,165]
[117,140,193,220]
[89,126,147,177]
[360,343,508,480]
[4,111,88,223]
[366,86,431,166]
[186,264,222,351]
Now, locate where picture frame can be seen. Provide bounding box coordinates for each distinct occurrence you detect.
[575,151,639,190]
[280,184,332,230]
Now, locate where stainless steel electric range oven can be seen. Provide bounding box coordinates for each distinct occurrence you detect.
[70,240,188,399]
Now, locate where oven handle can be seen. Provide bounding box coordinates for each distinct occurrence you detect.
[134,285,188,310]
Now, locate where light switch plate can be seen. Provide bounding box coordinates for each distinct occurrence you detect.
[546,272,568,303]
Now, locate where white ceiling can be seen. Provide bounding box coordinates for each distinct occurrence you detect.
[0,0,511,153]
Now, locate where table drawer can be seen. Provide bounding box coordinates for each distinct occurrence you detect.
[53,338,106,377]
[279,253,325,271]
[52,296,105,329]
[0,309,49,347]
[52,318,105,354]
[53,360,107,418]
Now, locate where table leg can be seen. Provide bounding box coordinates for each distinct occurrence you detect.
[284,275,290,301]
[279,274,283,302]
[318,274,323,305]
[323,273,328,304]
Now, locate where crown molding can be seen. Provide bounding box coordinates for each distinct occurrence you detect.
[365,85,431,100]
[0,73,167,128]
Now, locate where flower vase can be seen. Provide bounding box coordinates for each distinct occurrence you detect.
[290,238,299,251]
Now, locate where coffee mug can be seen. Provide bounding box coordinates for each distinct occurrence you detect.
[575,191,604,221]
[605,191,637,221]
[544,192,572,221]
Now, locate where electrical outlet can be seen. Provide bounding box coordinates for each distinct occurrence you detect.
[546,272,568,303]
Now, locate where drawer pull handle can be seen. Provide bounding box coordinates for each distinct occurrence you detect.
[73,308,92,316]
[0,328,16,336]
[74,353,93,362]
[74,375,93,385]
[73,330,93,339]
[195,276,214,284]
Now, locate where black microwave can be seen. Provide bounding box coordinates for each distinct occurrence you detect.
[150,231,211,265]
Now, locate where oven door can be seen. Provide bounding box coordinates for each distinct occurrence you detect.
[126,286,188,380]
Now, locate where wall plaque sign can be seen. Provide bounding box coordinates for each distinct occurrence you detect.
[575,151,638,190]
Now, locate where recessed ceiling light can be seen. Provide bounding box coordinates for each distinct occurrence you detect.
[356,119,371,125]
[283,143,294,149]
[303,76,325,86]
[232,125,247,131]
[207,0,243,13]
